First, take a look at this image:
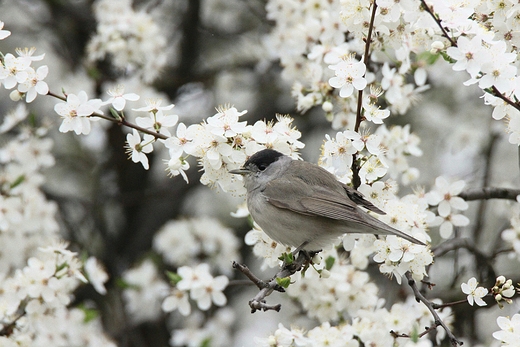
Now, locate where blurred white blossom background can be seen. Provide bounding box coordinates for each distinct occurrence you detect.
[1,0,520,347]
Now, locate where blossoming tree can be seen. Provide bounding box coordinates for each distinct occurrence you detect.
[1,0,520,346]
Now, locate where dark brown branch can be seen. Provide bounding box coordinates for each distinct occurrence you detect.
[491,86,520,111]
[391,323,439,340]
[419,0,457,46]
[0,311,25,337]
[432,237,497,287]
[432,237,487,259]
[354,0,377,132]
[352,0,378,189]
[458,187,520,201]
[473,132,499,244]
[431,298,469,310]
[406,272,463,346]
[232,252,310,313]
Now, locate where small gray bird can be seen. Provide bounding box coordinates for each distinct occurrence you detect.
[230,149,425,251]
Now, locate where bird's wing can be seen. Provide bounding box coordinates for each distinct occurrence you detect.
[263,175,369,224]
[343,185,385,215]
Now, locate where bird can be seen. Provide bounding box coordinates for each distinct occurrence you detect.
[229,148,425,252]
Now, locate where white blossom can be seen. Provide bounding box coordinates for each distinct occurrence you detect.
[461,277,488,306]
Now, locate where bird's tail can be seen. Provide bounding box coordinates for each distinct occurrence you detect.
[363,212,426,245]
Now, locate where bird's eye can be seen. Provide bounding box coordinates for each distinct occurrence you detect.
[258,163,268,171]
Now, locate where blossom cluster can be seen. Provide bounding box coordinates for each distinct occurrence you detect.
[0,103,112,346]
[86,0,168,83]
[0,108,58,270]
[425,176,470,239]
[491,276,516,308]
[0,22,48,103]
[169,308,235,347]
[153,217,240,275]
[0,244,114,347]
[256,296,452,347]
[460,275,516,308]
[285,248,380,323]
[153,223,235,344]
[439,0,520,145]
[162,263,229,316]
[319,124,423,185]
[121,259,170,324]
[265,0,431,128]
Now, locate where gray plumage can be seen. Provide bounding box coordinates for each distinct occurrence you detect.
[230,149,425,251]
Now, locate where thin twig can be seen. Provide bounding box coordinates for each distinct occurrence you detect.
[391,323,439,339]
[47,90,169,140]
[419,0,456,46]
[406,272,463,346]
[232,252,310,313]
[431,299,469,309]
[491,86,520,111]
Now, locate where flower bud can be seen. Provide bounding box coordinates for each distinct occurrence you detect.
[320,269,331,278]
[322,101,333,112]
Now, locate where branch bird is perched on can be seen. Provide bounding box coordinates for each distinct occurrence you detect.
[230,149,425,251]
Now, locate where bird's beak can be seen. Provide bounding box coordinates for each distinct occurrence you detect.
[229,168,250,175]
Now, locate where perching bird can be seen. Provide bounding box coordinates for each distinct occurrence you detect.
[230,149,425,251]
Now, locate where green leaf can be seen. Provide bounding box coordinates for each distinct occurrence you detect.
[439,51,456,64]
[325,256,335,271]
[86,66,102,80]
[10,175,25,189]
[28,112,37,128]
[116,278,140,290]
[417,51,441,65]
[200,338,212,347]
[278,252,294,265]
[78,304,99,323]
[166,271,182,285]
[276,276,291,289]
[109,108,122,121]
[410,325,419,343]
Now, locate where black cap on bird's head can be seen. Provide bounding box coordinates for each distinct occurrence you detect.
[229,149,285,175]
[245,149,284,170]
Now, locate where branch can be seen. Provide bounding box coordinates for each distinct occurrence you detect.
[232,252,311,313]
[47,90,169,140]
[406,272,463,346]
[458,187,520,201]
[352,0,378,189]
[391,323,439,340]
[419,0,456,46]
[472,132,499,245]
[433,237,497,283]
[354,0,377,133]
[0,311,25,337]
